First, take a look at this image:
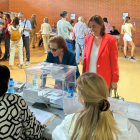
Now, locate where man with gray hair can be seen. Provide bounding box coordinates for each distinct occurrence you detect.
[29,14,37,48]
[73,16,88,64]
[18,12,31,66]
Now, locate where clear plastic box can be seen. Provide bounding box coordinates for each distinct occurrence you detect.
[24,62,76,105]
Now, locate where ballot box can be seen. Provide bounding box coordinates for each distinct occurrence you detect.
[23,62,76,106]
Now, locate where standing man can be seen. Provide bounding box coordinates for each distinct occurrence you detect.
[0,11,4,58]
[29,14,37,49]
[73,16,88,64]
[0,14,11,61]
[18,12,31,66]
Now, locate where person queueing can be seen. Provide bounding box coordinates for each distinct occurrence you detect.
[121,16,137,61]
[52,73,140,140]
[29,14,37,49]
[8,17,24,70]
[57,11,73,49]
[41,17,52,54]
[0,11,4,58]
[0,64,45,139]
[103,17,111,34]
[0,14,11,61]
[18,12,31,66]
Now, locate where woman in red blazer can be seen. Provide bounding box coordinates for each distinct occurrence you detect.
[83,15,119,89]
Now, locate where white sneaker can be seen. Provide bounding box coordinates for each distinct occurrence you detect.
[45,51,47,54]
[25,61,30,66]
[17,62,25,65]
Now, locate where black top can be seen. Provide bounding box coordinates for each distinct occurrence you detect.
[110,29,120,35]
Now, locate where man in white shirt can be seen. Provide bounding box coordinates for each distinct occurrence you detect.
[18,12,31,66]
[73,16,88,64]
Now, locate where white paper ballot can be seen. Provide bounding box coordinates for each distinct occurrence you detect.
[108,97,140,121]
[28,106,53,124]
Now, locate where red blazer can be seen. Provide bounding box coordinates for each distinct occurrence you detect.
[83,33,119,88]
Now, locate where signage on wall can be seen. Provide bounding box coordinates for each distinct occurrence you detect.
[70,14,76,19]
[123,13,129,19]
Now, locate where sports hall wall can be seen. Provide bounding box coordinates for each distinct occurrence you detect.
[1,0,140,46]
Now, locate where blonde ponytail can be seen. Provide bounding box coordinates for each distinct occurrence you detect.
[69,73,121,140]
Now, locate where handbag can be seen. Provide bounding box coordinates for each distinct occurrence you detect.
[109,89,124,100]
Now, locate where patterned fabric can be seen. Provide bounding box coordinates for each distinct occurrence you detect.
[0,93,45,140]
[73,21,88,39]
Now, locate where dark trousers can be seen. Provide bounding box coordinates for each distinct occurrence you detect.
[23,36,30,61]
[4,36,10,58]
[38,38,43,47]
[72,40,75,51]
[0,34,4,45]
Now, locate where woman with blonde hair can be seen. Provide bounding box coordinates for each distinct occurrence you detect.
[52,73,140,140]
[121,16,137,61]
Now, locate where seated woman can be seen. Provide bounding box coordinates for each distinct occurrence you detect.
[42,35,80,88]
[52,73,140,140]
[0,65,45,139]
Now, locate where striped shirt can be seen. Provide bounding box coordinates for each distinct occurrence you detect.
[73,21,88,38]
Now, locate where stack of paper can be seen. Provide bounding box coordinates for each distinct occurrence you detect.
[28,106,53,124]
[23,89,38,103]
[38,88,63,106]
[108,97,140,121]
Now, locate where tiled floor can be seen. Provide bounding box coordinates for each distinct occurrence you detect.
[0,42,140,103]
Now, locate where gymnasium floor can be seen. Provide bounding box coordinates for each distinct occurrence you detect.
[0,41,140,103]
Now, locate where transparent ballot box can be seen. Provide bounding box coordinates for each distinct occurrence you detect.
[23,62,76,106]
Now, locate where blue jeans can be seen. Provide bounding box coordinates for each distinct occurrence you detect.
[76,38,84,63]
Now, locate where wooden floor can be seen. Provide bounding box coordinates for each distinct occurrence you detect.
[0,42,140,103]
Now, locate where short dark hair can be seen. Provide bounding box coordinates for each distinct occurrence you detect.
[5,14,10,19]
[103,17,108,23]
[0,65,10,96]
[49,36,68,52]
[0,11,3,14]
[60,11,68,18]
[88,15,105,36]
[69,20,74,25]
[112,26,115,29]
[12,17,19,28]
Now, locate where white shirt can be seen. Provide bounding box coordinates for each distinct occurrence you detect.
[52,113,140,140]
[89,41,100,73]
[41,23,51,35]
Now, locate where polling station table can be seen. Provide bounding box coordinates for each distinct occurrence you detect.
[26,101,140,139]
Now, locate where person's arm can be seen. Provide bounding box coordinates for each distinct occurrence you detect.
[68,22,73,32]
[131,24,136,31]
[34,20,37,28]
[21,30,23,36]
[23,20,31,32]
[8,25,11,34]
[41,24,43,33]
[72,33,76,40]
[52,114,75,140]
[109,37,119,90]
[83,37,88,73]
[20,96,45,139]
[69,28,73,32]
[127,119,140,139]
[49,24,52,32]
[121,26,124,34]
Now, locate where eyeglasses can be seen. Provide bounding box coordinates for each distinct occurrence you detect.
[50,48,58,52]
